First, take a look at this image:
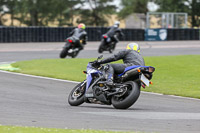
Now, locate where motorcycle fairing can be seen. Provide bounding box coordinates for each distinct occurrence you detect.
[86,63,102,91]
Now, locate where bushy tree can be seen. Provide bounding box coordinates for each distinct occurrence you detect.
[15,0,61,26]
[1,0,82,26]
[190,0,200,27]
[0,0,18,26]
[155,0,188,12]
[77,0,116,26]
[154,0,200,27]
[118,0,149,19]
[1,0,117,26]
[50,0,81,26]
[0,0,5,25]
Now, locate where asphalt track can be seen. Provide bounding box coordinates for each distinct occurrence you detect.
[0,41,200,133]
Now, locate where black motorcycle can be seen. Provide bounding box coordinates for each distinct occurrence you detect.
[68,55,155,109]
[98,34,117,53]
[60,37,83,58]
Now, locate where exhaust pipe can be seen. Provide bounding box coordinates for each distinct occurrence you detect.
[121,68,139,81]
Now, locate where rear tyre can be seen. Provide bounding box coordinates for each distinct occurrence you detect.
[68,81,86,106]
[109,47,113,53]
[60,48,69,58]
[111,81,140,109]
[109,42,116,53]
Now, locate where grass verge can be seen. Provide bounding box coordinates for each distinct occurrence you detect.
[0,125,136,133]
[10,55,200,99]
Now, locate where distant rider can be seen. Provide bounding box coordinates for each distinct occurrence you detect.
[68,23,87,51]
[94,43,145,85]
[105,21,124,45]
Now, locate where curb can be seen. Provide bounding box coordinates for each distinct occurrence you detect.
[0,64,20,71]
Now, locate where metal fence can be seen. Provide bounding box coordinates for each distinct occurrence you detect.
[0,26,199,42]
[146,12,188,29]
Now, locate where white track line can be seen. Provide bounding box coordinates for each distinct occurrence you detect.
[0,70,79,84]
[141,91,200,101]
[0,69,200,101]
[0,61,16,65]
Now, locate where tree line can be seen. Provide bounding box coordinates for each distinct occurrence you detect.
[0,0,117,26]
[0,0,199,27]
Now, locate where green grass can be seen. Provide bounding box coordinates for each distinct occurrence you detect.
[0,125,137,133]
[11,55,200,99]
[12,58,91,81]
[144,55,200,98]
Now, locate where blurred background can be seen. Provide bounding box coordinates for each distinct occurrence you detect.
[0,0,200,42]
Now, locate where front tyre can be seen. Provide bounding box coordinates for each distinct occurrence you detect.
[111,81,140,109]
[68,81,86,106]
[98,41,105,53]
[60,47,69,58]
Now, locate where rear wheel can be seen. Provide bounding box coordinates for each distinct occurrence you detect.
[68,81,86,106]
[111,81,140,109]
[109,46,114,53]
[108,42,113,53]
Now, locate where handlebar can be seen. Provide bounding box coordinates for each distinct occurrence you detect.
[88,55,103,68]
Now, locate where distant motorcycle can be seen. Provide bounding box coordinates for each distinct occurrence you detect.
[60,37,83,58]
[68,55,155,109]
[98,34,117,53]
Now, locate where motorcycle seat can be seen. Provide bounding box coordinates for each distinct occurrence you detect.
[117,65,151,77]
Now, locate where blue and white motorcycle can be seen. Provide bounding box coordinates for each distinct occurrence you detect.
[68,55,155,109]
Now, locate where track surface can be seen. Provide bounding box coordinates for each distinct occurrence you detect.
[0,41,200,133]
[1,41,200,62]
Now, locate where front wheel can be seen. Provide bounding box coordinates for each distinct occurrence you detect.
[60,47,69,58]
[98,41,105,53]
[111,81,140,109]
[68,81,86,106]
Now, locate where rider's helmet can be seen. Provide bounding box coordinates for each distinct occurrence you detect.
[114,21,120,27]
[126,42,140,53]
[78,23,86,30]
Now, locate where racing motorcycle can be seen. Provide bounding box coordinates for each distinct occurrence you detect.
[60,37,83,58]
[98,34,117,53]
[68,55,155,109]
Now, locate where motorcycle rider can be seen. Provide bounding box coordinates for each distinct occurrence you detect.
[68,23,87,52]
[105,21,124,44]
[94,43,145,85]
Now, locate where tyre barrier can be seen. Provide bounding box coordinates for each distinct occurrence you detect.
[0,26,199,42]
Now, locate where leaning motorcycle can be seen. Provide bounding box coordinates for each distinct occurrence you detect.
[60,37,83,58]
[68,55,155,109]
[98,34,117,53]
